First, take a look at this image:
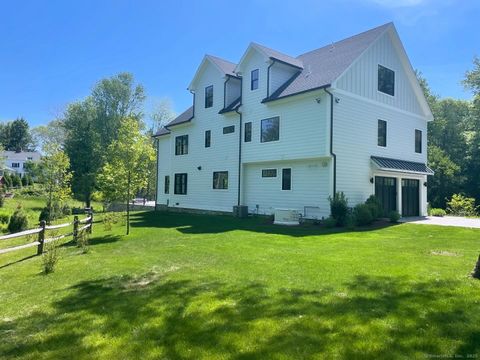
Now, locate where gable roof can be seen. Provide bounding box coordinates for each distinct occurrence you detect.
[188,55,238,90]
[263,23,392,101]
[153,106,194,137]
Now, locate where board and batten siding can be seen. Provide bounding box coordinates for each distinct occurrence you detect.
[332,90,427,207]
[240,49,329,164]
[156,136,172,205]
[335,31,424,117]
[243,159,331,217]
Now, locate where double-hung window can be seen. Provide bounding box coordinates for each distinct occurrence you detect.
[175,135,188,155]
[205,130,211,148]
[251,69,259,90]
[205,85,213,108]
[174,173,187,194]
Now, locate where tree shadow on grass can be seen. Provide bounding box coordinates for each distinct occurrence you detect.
[1,272,478,359]
[129,211,398,238]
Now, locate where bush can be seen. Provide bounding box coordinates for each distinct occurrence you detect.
[77,230,90,254]
[323,216,337,228]
[21,174,28,187]
[365,195,383,219]
[0,209,10,224]
[354,203,374,226]
[12,174,22,188]
[3,173,12,189]
[8,205,29,233]
[446,194,478,217]
[62,203,71,216]
[328,192,349,227]
[0,186,4,207]
[389,211,401,223]
[42,243,60,274]
[430,208,446,217]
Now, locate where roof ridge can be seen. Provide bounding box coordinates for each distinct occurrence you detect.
[205,54,237,66]
[297,22,392,58]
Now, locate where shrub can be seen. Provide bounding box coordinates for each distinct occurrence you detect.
[0,209,10,224]
[0,186,4,207]
[354,204,374,226]
[62,203,71,217]
[430,208,446,217]
[323,216,337,228]
[21,174,28,187]
[42,243,60,274]
[446,194,478,217]
[328,192,349,227]
[3,173,12,189]
[389,211,401,223]
[12,174,22,188]
[345,213,356,230]
[77,230,90,254]
[39,207,51,223]
[365,195,383,219]
[8,205,29,233]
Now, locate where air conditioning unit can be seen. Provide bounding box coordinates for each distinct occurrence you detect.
[233,205,248,218]
[274,208,300,226]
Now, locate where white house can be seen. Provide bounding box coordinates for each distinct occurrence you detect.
[154,23,433,219]
[1,151,41,176]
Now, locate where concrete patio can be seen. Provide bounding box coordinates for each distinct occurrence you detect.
[400,216,480,229]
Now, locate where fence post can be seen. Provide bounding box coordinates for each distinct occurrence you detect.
[37,220,46,255]
[88,208,93,234]
[73,215,79,244]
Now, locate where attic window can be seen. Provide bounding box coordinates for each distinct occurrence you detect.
[378,65,395,96]
[251,69,259,90]
[205,85,213,108]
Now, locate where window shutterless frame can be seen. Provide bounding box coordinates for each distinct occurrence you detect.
[205,85,213,108]
[174,173,188,195]
[223,125,235,134]
[175,135,188,155]
[164,176,170,194]
[262,169,277,177]
[244,122,252,142]
[378,65,395,96]
[251,69,259,90]
[212,171,228,189]
[415,129,422,153]
[261,117,280,143]
[378,120,387,147]
[205,130,211,148]
[282,168,291,190]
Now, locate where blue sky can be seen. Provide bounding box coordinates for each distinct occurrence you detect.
[0,0,478,127]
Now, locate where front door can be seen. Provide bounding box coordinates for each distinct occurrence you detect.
[402,179,419,217]
[375,176,397,216]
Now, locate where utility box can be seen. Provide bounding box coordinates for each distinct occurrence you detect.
[233,205,249,218]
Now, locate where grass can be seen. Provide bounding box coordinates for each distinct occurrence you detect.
[0,209,480,359]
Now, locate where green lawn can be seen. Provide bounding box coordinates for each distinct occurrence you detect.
[0,210,479,359]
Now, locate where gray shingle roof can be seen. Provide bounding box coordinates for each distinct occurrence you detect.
[153,127,171,137]
[165,106,194,128]
[371,156,434,175]
[206,55,237,77]
[252,42,304,69]
[219,96,241,114]
[264,22,392,101]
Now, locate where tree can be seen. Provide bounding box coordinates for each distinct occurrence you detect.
[38,145,73,223]
[63,100,101,207]
[62,73,146,206]
[427,145,460,208]
[1,118,34,151]
[31,119,66,153]
[91,72,146,149]
[97,118,155,235]
[150,98,175,132]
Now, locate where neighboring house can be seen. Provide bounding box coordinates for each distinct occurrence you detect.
[154,22,433,219]
[1,151,41,176]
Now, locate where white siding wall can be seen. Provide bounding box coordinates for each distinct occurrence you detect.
[335,31,424,117]
[243,159,331,217]
[332,90,428,212]
[156,136,171,205]
[241,50,329,164]
[164,63,240,212]
[269,62,298,95]
[225,77,241,107]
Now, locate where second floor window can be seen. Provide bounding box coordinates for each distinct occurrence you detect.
[174,173,188,195]
[261,117,279,143]
[244,122,252,142]
[11,162,20,168]
[213,171,228,189]
[205,85,213,108]
[205,130,211,148]
[164,175,170,194]
[175,135,188,155]
[378,120,387,147]
[262,169,277,177]
[251,69,259,90]
[415,129,422,153]
[378,65,395,96]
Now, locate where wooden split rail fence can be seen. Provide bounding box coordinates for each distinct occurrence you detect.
[0,211,93,256]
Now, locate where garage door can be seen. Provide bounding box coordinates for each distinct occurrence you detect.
[375,176,397,216]
[402,179,419,217]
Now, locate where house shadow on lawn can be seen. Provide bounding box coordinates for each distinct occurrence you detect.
[1,272,477,359]
[129,211,399,238]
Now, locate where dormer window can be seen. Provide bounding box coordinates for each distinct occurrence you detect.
[378,65,395,96]
[251,69,259,90]
[205,85,213,108]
